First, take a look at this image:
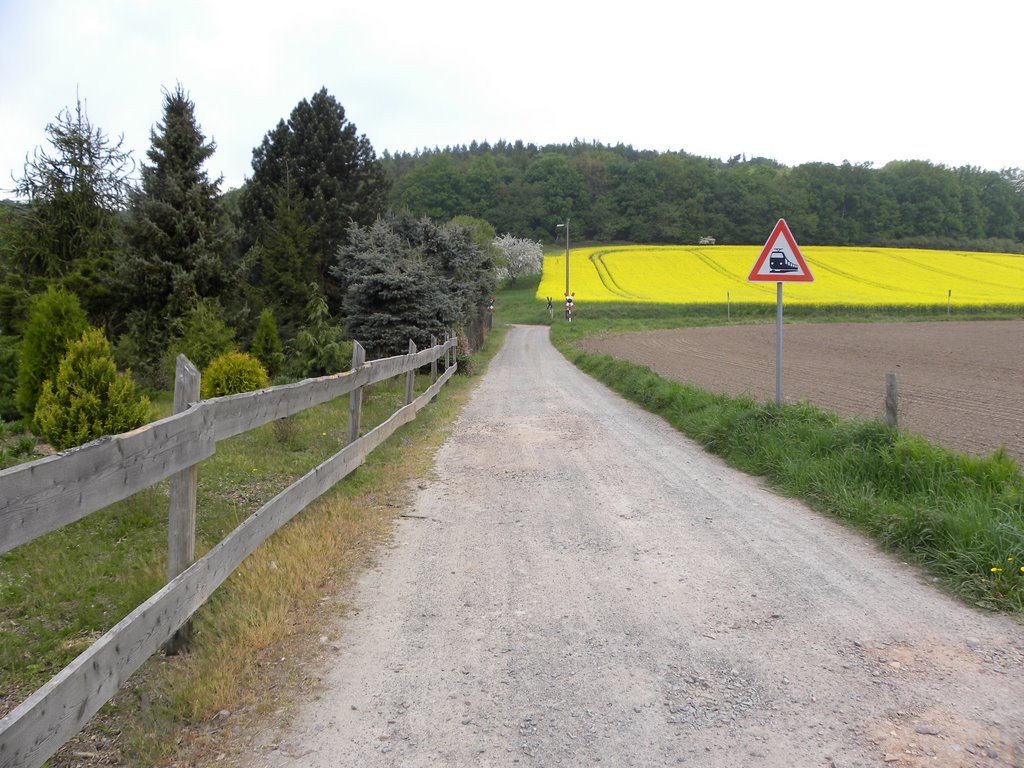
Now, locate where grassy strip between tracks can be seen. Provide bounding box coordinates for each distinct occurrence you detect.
[500,275,1024,616]
[0,325,508,767]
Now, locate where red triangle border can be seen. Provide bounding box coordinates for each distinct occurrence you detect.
[747,219,814,282]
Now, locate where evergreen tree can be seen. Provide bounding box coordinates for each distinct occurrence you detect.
[120,84,234,370]
[336,214,493,358]
[9,97,133,325]
[250,308,284,378]
[165,298,237,373]
[247,171,317,331]
[287,284,352,378]
[240,88,390,305]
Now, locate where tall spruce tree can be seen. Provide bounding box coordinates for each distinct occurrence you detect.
[9,97,133,326]
[248,170,317,332]
[120,84,233,378]
[240,88,389,307]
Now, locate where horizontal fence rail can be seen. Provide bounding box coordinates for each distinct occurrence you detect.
[0,335,457,768]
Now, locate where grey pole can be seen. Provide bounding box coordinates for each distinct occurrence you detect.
[563,219,570,295]
[776,281,783,405]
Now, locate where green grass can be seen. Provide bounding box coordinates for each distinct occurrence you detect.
[497,277,1024,615]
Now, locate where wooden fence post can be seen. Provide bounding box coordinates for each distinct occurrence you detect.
[430,335,438,384]
[165,354,200,655]
[405,339,417,405]
[348,341,365,445]
[885,372,898,428]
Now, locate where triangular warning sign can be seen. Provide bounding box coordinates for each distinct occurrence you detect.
[748,219,813,282]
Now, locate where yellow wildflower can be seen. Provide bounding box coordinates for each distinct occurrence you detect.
[990,567,1003,573]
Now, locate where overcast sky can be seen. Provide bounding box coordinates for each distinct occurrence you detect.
[1,0,1020,194]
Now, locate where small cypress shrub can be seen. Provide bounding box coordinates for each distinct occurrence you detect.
[201,352,269,399]
[16,286,89,425]
[251,308,284,378]
[34,328,151,450]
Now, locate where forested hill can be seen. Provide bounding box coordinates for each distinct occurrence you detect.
[382,141,1024,252]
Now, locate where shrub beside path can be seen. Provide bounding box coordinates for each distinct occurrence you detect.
[237,325,1023,768]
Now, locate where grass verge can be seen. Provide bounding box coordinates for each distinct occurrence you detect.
[512,279,1024,616]
[0,332,505,766]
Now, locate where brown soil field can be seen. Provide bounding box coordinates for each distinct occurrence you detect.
[580,319,1024,465]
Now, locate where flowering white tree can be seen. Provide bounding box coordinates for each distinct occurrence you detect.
[492,233,543,284]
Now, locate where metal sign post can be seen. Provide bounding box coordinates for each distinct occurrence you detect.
[748,219,813,406]
[776,282,783,405]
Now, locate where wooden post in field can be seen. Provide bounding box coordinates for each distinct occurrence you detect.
[347,341,365,445]
[165,354,200,655]
[406,339,417,405]
[430,335,438,384]
[885,372,898,428]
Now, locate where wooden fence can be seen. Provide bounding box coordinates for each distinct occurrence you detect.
[0,334,457,768]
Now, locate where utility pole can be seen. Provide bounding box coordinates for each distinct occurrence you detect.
[557,219,570,295]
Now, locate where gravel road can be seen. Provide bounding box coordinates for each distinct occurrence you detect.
[241,325,1023,768]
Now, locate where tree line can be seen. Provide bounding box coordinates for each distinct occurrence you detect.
[384,140,1024,252]
[0,87,511,444]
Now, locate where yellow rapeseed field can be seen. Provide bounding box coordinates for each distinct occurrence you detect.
[536,245,1024,306]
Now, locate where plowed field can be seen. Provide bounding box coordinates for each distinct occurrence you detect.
[580,319,1024,464]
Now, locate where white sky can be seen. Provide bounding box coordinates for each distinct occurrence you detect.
[1,0,1020,193]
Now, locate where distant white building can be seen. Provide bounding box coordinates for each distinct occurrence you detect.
[698,236,716,245]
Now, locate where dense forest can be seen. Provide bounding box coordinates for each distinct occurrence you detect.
[383,141,1024,251]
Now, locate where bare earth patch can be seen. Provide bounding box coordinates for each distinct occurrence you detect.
[581,319,1024,464]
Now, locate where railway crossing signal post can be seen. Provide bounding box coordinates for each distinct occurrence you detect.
[747,219,814,405]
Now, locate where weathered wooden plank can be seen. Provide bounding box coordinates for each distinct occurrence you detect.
[364,353,412,386]
[209,339,448,442]
[347,342,366,445]
[415,364,456,414]
[885,372,898,428]
[430,336,438,384]
[166,356,201,655]
[0,406,215,556]
[405,340,417,405]
[210,365,372,442]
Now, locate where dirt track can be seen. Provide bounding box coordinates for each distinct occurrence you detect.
[582,320,1024,464]
[236,325,1023,768]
